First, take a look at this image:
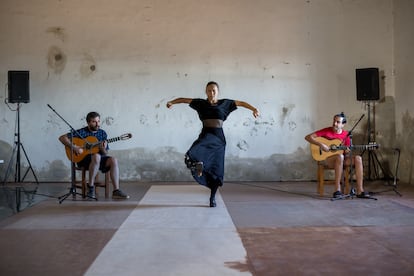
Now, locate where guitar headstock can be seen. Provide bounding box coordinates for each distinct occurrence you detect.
[120,133,132,140]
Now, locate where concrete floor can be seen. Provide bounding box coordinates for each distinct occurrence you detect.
[0,180,413,275]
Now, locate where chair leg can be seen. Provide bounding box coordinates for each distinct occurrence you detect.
[344,166,350,194]
[81,168,87,198]
[77,169,110,199]
[317,165,325,196]
[105,172,110,198]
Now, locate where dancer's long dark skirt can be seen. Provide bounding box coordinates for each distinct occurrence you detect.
[186,127,226,191]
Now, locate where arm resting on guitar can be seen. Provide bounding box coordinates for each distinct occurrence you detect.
[59,134,83,155]
[305,133,329,152]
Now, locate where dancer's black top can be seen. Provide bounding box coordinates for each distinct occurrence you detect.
[186,98,237,189]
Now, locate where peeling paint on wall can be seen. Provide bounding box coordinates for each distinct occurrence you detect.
[46,26,66,42]
[47,46,66,74]
[0,141,13,181]
[237,140,249,151]
[80,54,97,78]
[103,116,114,126]
[37,160,68,180]
[397,111,414,184]
[139,114,149,126]
[43,113,62,132]
[25,145,314,182]
[0,0,409,184]
[280,104,295,127]
[288,121,297,131]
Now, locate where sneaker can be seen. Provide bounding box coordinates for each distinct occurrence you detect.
[195,162,203,177]
[357,191,370,198]
[333,191,343,198]
[87,185,96,198]
[112,189,130,199]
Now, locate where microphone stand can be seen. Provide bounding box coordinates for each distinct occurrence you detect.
[47,104,97,203]
[332,114,377,201]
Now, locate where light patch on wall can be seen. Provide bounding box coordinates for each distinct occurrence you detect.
[80,54,97,78]
[47,46,67,74]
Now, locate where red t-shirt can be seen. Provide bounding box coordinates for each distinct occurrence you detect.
[315,127,350,146]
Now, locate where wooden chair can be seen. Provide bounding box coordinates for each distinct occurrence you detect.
[317,161,350,196]
[73,164,110,198]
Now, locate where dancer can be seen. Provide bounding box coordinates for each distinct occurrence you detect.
[166,81,259,207]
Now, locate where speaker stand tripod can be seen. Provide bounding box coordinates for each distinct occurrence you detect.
[361,102,401,196]
[369,148,402,197]
[2,103,40,212]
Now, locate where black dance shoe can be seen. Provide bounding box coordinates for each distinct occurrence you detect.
[209,197,216,207]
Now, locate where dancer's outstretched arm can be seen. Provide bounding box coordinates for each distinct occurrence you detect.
[235,100,260,118]
[166,98,192,108]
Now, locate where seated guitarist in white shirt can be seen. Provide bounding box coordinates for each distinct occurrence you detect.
[59,111,129,199]
[305,112,370,198]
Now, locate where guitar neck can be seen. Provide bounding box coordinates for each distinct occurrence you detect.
[334,144,377,150]
[89,136,121,147]
[107,137,121,143]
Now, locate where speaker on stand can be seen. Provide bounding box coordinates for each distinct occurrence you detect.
[8,71,30,103]
[356,68,401,196]
[356,68,383,181]
[356,68,380,102]
[3,70,39,212]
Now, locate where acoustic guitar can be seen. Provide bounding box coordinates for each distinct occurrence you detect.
[310,137,379,161]
[65,133,132,163]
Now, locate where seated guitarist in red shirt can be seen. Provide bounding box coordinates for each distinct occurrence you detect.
[59,111,129,199]
[305,112,370,198]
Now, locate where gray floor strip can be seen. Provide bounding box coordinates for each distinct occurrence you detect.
[85,185,251,276]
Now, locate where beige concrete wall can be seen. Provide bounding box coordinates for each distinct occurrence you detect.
[393,0,414,184]
[1,0,408,183]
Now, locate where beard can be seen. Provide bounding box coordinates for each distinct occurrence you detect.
[89,125,99,132]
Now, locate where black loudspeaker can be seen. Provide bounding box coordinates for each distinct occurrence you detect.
[356,68,379,101]
[8,70,30,103]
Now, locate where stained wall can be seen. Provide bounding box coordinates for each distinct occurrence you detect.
[0,0,412,184]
